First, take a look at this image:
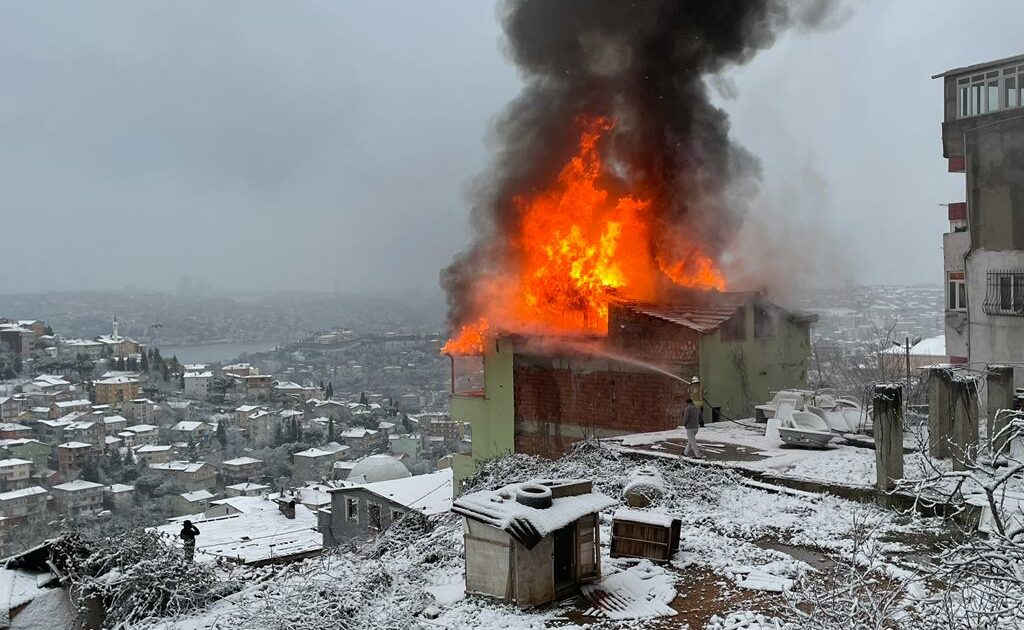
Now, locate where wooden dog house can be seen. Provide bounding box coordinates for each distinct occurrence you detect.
[453,478,616,607]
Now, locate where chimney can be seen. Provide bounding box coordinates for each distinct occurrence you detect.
[276,498,296,519]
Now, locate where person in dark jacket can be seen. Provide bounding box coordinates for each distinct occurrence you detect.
[180,520,200,561]
[681,398,704,459]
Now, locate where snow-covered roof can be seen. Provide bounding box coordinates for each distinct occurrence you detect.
[208,496,279,514]
[52,480,104,492]
[104,436,122,445]
[453,479,616,549]
[106,483,134,494]
[348,468,453,517]
[184,371,214,379]
[0,423,31,432]
[153,503,321,565]
[340,428,378,439]
[226,482,270,492]
[294,444,349,459]
[54,399,91,408]
[150,461,209,474]
[102,415,128,424]
[235,405,261,413]
[278,409,303,418]
[180,489,215,502]
[94,376,139,385]
[0,458,32,468]
[222,456,262,466]
[125,424,158,433]
[0,486,48,501]
[57,442,92,449]
[135,445,172,453]
[172,421,206,432]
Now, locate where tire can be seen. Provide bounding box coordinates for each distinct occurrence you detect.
[515,483,553,509]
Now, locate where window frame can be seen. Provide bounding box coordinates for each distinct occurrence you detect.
[957,64,1024,119]
[947,272,967,312]
[345,497,358,522]
[983,270,1024,315]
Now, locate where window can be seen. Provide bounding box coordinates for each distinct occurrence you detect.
[367,502,382,530]
[754,304,775,341]
[720,307,747,342]
[346,497,358,521]
[948,272,967,311]
[983,270,1024,315]
[957,64,1024,118]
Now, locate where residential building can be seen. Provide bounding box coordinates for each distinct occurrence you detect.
[104,483,135,511]
[225,482,271,498]
[102,415,128,435]
[0,424,32,440]
[0,439,52,471]
[321,468,453,545]
[448,293,816,485]
[293,444,349,483]
[134,444,174,465]
[173,489,216,516]
[0,486,49,522]
[220,457,264,485]
[125,398,160,424]
[0,326,34,355]
[0,396,26,422]
[94,376,140,405]
[242,375,272,400]
[35,418,72,444]
[49,399,91,419]
[223,363,256,378]
[51,480,104,517]
[170,420,211,444]
[387,434,423,461]
[124,424,159,447]
[936,53,1024,381]
[148,461,217,491]
[0,459,33,491]
[183,371,213,400]
[63,420,104,449]
[339,427,382,455]
[56,442,94,480]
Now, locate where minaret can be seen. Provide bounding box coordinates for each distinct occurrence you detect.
[113,316,121,359]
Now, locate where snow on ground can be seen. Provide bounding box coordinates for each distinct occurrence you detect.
[117,443,947,630]
[581,559,677,620]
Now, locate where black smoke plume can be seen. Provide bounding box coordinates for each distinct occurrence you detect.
[442,0,841,328]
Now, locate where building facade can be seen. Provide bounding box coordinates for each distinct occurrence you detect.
[937,53,1024,382]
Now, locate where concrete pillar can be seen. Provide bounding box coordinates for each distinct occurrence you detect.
[986,365,1014,455]
[926,368,954,459]
[873,383,903,493]
[951,376,981,471]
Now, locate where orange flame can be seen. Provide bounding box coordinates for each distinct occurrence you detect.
[444,116,725,355]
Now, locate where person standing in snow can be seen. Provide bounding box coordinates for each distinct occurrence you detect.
[681,398,703,459]
[180,520,200,561]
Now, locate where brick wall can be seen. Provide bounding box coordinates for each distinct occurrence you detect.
[513,357,689,459]
[607,305,699,367]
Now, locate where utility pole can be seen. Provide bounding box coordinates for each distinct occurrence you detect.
[905,336,911,417]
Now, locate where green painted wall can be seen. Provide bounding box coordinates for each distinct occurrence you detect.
[699,305,811,420]
[450,336,516,488]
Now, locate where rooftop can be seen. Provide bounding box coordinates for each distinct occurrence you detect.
[346,468,453,517]
[52,480,104,492]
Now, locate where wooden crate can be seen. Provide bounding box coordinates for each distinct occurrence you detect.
[609,511,680,563]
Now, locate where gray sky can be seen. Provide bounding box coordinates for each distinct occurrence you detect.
[0,1,1021,294]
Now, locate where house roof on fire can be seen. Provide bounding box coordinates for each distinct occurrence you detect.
[452,478,615,549]
[619,292,816,334]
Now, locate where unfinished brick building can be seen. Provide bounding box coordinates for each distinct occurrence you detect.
[450,291,815,484]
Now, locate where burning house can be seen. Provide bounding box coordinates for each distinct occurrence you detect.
[449,292,814,483]
[440,1,835,485]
